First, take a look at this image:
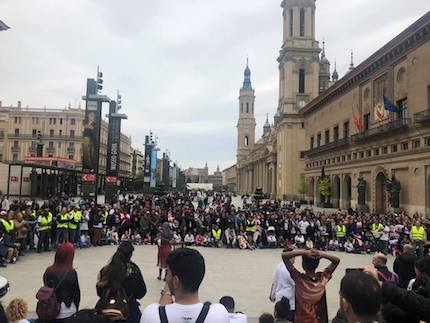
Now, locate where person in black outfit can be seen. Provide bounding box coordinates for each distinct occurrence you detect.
[43,242,80,322]
[97,242,146,323]
[393,244,417,289]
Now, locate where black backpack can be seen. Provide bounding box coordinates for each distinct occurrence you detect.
[95,286,130,321]
[158,302,211,323]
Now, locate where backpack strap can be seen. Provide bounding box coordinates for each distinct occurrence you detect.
[158,306,168,323]
[195,302,211,323]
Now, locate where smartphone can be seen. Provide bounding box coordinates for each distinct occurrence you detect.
[345,268,364,275]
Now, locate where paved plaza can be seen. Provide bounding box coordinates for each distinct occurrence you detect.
[1,245,393,321]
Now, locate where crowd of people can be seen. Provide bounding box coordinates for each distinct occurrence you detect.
[0,190,429,322]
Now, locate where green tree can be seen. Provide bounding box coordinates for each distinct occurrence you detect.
[298,175,307,199]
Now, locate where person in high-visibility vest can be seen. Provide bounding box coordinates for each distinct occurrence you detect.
[55,207,69,247]
[37,209,52,253]
[245,214,257,247]
[372,220,384,252]
[68,205,82,246]
[211,225,222,248]
[1,211,19,264]
[410,221,426,257]
[336,222,347,248]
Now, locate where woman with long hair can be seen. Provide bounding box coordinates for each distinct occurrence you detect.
[157,221,173,280]
[43,242,80,322]
[96,242,146,323]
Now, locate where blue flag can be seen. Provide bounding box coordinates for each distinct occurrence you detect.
[383,96,399,113]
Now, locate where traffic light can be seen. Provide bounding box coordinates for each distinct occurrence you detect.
[117,92,122,111]
[97,67,103,92]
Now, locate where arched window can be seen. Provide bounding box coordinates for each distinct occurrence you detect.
[299,68,305,94]
[300,8,305,37]
[244,136,249,146]
[246,102,249,113]
[289,9,293,37]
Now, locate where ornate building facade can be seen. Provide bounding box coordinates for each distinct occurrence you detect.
[235,1,430,215]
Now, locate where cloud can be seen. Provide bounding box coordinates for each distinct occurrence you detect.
[0,0,428,172]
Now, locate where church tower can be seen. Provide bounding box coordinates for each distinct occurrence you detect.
[277,0,321,116]
[236,60,256,163]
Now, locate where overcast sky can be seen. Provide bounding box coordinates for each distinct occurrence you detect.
[0,0,428,173]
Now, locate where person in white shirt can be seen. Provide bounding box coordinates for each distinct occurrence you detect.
[270,258,295,320]
[380,222,390,255]
[298,218,310,236]
[219,296,248,323]
[140,248,229,323]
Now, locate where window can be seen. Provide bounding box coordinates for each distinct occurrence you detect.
[14,128,19,136]
[12,153,18,161]
[342,155,346,162]
[397,98,408,120]
[49,118,52,125]
[325,130,330,144]
[48,154,53,158]
[0,130,4,140]
[333,126,339,141]
[402,142,409,151]
[426,137,430,146]
[241,103,243,113]
[301,122,305,128]
[299,69,305,94]
[366,150,371,157]
[299,8,305,37]
[343,121,350,139]
[0,154,3,162]
[69,142,74,148]
[374,148,379,156]
[14,117,17,123]
[71,118,75,125]
[353,152,357,159]
[70,130,75,138]
[347,154,351,161]
[363,113,370,130]
[392,144,398,153]
[289,9,293,37]
[413,139,421,149]
[59,118,63,125]
[53,118,56,125]
[300,152,305,159]
[59,130,62,136]
[337,156,340,162]
[68,155,74,160]
[50,129,54,137]
[360,151,364,158]
[310,136,314,149]
[317,133,321,147]
[32,129,37,137]
[383,146,388,154]
[13,140,19,148]
[48,141,54,148]
[244,136,249,146]
[246,102,249,113]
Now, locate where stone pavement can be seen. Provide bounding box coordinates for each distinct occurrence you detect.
[0,245,393,321]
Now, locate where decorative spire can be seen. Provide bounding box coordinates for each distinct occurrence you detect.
[242,58,253,90]
[332,60,339,82]
[349,49,354,71]
[204,161,208,169]
[321,40,326,58]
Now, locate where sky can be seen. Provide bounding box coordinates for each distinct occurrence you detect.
[0,0,429,173]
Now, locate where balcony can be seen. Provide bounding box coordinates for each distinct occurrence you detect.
[351,118,410,143]
[7,134,82,141]
[303,138,350,158]
[414,109,430,123]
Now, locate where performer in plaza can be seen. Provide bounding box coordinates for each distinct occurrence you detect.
[157,221,173,281]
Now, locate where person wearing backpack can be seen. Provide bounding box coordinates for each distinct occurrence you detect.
[96,241,146,323]
[38,242,80,321]
[140,248,229,323]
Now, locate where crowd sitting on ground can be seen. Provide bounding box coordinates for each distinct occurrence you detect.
[0,190,430,322]
[0,190,429,268]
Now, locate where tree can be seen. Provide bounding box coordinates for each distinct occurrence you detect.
[318,167,331,204]
[298,175,307,199]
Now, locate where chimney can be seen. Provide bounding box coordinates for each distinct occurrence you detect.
[17,101,22,108]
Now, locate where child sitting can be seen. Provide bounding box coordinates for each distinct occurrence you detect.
[6,298,30,323]
[184,231,195,246]
[195,233,205,246]
[328,236,339,251]
[305,237,314,249]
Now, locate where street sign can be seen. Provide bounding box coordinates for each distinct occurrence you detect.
[81,173,96,182]
[105,176,118,185]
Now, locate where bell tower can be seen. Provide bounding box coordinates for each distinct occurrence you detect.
[236,60,256,163]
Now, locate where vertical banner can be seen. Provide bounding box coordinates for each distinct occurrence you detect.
[150,149,157,188]
[82,99,101,172]
[143,136,152,183]
[106,117,121,176]
[172,164,177,189]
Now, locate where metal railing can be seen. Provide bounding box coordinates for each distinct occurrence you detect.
[414,109,430,123]
[303,138,350,157]
[351,118,410,143]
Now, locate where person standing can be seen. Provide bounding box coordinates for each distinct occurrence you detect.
[270,258,295,322]
[281,249,340,323]
[411,221,426,258]
[68,206,82,247]
[372,253,399,285]
[97,242,147,323]
[393,244,417,289]
[37,209,52,253]
[55,208,69,247]
[43,242,80,321]
[157,222,173,281]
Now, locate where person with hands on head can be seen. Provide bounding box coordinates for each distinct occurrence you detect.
[281,248,340,323]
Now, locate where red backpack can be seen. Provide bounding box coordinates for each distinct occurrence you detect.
[36,273,68,320]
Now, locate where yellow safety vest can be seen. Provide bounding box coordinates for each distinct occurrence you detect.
[411,226,425,241]
[38,213,52,232]
[212,229,221,240]
[372,223,383,237]
[69,211,82,230]
[336,225,346,238]
[1,219,14,233]
[57,213,69,229]
[246,219,256,233]
[103,211,108,225]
